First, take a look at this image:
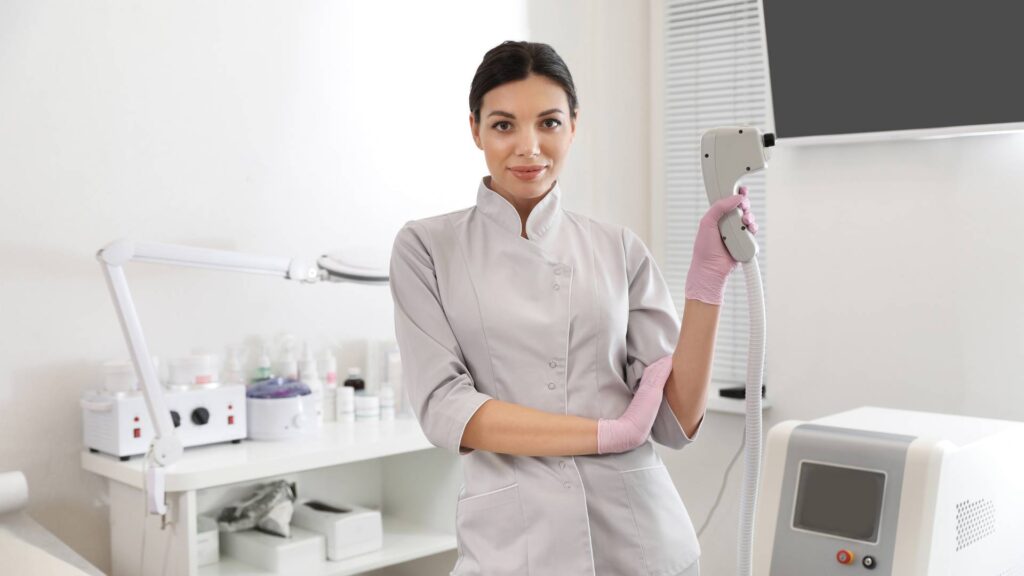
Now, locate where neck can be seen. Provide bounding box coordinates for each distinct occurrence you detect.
[485,176,553,238]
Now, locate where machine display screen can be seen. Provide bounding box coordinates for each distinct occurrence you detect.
[793,462,885,542]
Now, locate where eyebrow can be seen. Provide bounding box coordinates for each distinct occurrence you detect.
[487,108,565,119]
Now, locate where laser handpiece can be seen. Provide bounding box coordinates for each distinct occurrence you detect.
[700,128,775,263]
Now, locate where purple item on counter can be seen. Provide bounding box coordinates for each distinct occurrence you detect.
[247,377,311,399]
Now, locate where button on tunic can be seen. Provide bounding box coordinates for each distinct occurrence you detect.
[390,180,703,575]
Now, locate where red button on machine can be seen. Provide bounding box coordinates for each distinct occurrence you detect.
[837,550,855,565]
[133,428,141,438]
[228,415,235,425]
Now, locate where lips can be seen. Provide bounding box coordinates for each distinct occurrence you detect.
[509,165,547,181]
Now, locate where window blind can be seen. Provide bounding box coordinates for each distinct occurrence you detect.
[661,0,769,385]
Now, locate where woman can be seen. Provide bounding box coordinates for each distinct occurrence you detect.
[390,41,757,576]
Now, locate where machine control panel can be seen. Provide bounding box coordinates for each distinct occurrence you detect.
[767,424,913,575]
[82,384,246,459]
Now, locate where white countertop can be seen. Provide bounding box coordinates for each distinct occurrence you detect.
[81,418,436,492]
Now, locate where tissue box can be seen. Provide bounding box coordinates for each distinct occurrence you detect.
[290,500,383,561]
[220,526,325,573]
[196,516,219,567]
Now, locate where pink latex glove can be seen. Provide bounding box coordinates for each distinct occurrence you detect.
[597,355,674,454]
[684,186,759,305]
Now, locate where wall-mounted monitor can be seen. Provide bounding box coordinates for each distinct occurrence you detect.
[761,0,1024,144]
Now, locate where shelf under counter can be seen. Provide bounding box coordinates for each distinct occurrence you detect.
[199,517,456,576]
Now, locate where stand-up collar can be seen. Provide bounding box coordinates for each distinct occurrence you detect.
[476,177,563,240]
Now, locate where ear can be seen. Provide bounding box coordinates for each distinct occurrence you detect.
[469,113,483,150]
[569,109,579,143]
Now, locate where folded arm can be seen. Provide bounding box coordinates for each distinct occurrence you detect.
[460,400,598,456]
[461,355,672,456]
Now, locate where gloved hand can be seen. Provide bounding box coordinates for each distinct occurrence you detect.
[684,186,759,305]
[597,354,674,454]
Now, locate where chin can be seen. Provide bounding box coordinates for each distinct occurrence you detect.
[514,178,554,197]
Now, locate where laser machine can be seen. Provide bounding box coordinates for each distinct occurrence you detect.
[754,408,1024,575]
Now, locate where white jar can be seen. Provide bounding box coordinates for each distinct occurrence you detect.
[354,394,380,420]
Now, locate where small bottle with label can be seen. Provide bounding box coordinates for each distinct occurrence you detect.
[337,386,355,423]
[251,346,273,384]
[298,343,323,426]
[324,350,339,387]
[277,346,299,382]
[321,349,338,423]
[379,386,395,420]
[386,351,405,415]
[223,347,246,387]
[343,368,365,394]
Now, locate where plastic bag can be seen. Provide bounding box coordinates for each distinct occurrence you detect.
[217,480,297,537]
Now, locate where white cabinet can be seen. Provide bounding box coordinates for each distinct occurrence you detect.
[82,418,461,575]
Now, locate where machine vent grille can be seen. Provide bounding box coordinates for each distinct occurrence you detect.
[955,498,996,551]
[996,564,1024,576]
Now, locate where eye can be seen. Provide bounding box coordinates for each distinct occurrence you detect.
[492,121,513,132]
[542,118,562,129]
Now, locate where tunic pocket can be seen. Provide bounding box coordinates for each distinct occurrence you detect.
[621,465,700,576]
[452,483,529,575]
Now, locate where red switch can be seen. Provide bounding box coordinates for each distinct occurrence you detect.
[133,428,141,438]
[837,550,855,565]
[228,415,235,425]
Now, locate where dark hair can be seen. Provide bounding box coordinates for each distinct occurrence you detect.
[469,41,579,124]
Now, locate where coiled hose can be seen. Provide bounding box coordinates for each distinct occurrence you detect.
[737,258,766,576]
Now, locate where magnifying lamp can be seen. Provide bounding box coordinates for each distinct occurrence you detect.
[96,239,389,515]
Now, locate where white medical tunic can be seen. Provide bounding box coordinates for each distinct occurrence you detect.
[390,179,702,576]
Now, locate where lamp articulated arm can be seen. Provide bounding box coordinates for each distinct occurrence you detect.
[96,239,385,515]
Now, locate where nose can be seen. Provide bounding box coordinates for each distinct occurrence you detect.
[515,127,540,158]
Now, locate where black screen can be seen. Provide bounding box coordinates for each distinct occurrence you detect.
[762,0,1024,138]
[793,462,885,542]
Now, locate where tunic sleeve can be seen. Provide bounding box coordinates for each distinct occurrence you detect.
[622,228,704,449]
[390,223,492,455]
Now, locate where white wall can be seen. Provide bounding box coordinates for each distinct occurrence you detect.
[0,1,528,570]
[527,0,651,235]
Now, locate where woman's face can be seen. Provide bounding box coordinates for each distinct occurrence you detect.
[470,73,577,206]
